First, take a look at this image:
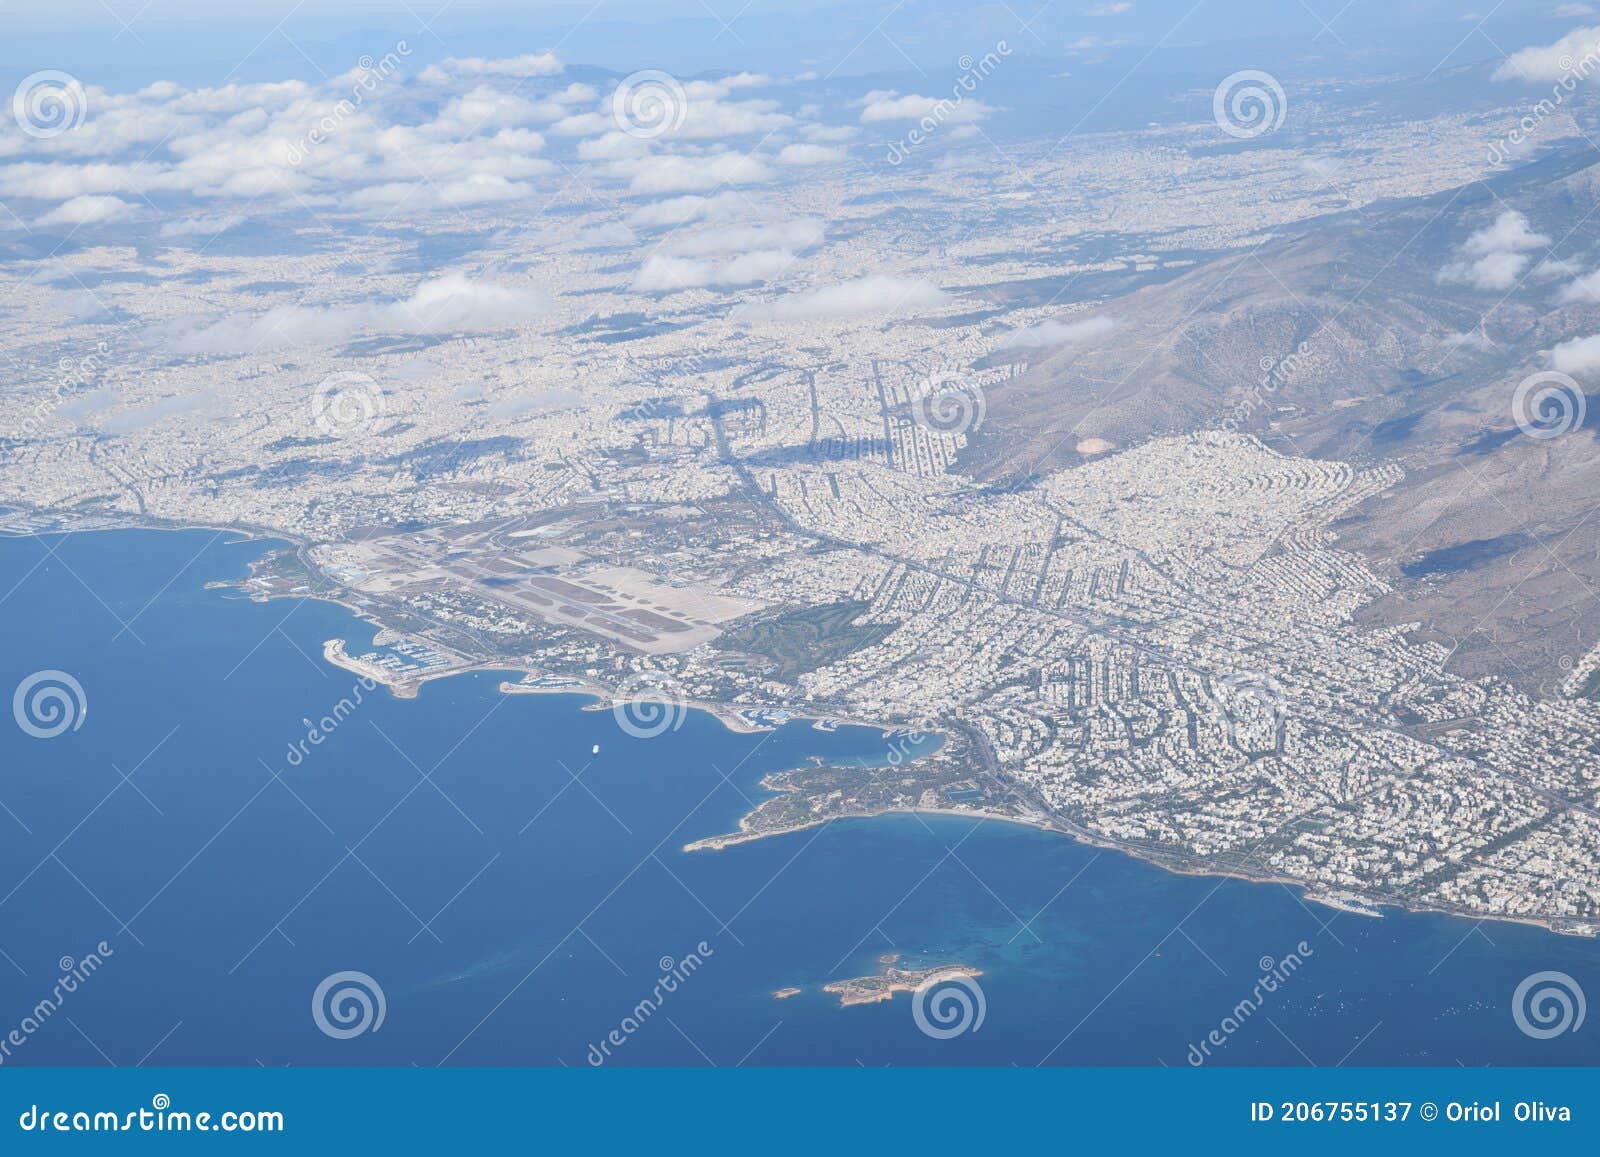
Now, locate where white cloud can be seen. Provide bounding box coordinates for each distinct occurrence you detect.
[36,194,135,226]
[1438,330,1494,352]
[665,218,824,257]
[1001,316,1118,348]
[1559,269,1600,302]
[420,53,563,84]
[486,389,581,419]
[738,275,954,321]
[633,250,796,291]
[1493,25,1600,82]
[1461,210,1548,255]
[554,85,792,142]
[618,153,773,194]
[100,392,223,433]
[1068,36,1128,52]
[1440,249,1529,291]
[347,172,540,211]
[858,90,995,124]
[1437,209,1549,291]
[1086,2,1132,12]
[174,274,547,354]
[801,123,858,142]
[1533,257,1582,281]
[1551,333,1600,373]
[578,222,637,248]
[0,161,164,200]
[578,131,651,161]
[626,192,745,229]
[632,219,821,291]
[778,143,846,165]
[159,212,244,238]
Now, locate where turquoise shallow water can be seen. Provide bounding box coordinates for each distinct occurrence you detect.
[0,527,1596,1066]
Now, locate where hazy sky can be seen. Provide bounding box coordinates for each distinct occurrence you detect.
[3,1,1582,89]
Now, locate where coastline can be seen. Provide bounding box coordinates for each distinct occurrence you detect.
[682,800,1598,940]
[7,512,1595,945]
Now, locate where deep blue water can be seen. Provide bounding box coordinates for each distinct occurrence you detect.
[1,528,1597,1067]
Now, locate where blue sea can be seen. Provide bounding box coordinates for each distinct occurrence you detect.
[1,528,1596,1067]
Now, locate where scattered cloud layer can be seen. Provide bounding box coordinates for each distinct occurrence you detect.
[418,53,564,84]
[631,218,824,292]
[777,143,847,165]
[0,54,859,229]
[175,274,547,354]
[738,275,954,321]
